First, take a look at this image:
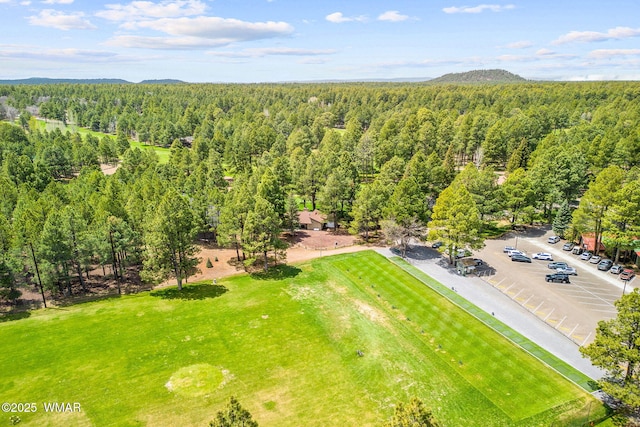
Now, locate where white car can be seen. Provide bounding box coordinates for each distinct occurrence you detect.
[507,250,526,257]
[580,251,592,261]
[532,252,553,261]
[548,236,561,244]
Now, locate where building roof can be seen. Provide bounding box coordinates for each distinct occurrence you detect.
[581,234,606,252]
[298,208,326,225]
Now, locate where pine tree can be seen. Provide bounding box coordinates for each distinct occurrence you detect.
[580,289,640,412]
[209,396,258,427]
[552,200,572,238]
[384,397,439,427]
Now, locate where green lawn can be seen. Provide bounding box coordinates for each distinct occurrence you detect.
[0,251,605,426]
[36,119,171,163]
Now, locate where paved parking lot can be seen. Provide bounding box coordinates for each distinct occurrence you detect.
[474,227,636,345]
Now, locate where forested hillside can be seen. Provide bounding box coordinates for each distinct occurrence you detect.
[1,81,639,307]
[428,69,526,83]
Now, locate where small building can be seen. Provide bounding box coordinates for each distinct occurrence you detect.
[580,234,606,253]
[298,209,326,230]
[456,258,476,276]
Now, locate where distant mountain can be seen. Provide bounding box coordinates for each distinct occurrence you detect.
[429,69,527,83]
[0,77,186,85]
[0,77,131,85]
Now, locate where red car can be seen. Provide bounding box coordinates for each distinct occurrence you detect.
[620,269,636,281]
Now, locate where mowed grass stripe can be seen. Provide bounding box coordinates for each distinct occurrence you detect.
[387,256,595,390]
[331,251,590,421]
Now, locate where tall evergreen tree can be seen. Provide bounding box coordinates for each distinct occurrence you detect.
[552,200,572,239]
[428,182,483,264]
[209,396,258,427]
[143,188,199,290]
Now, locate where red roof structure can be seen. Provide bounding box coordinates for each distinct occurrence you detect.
[581,234,606,252]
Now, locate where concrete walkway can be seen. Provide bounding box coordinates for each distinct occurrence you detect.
[376,247,605,381]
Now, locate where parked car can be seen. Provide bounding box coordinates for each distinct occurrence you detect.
[447,248,470,259]
[548,236,561,244]
[511,254,532,263]
[556,267,577,276]
[580,251,592,261]
[621,269,636,281]
[572,246,584,255]
[503,246,516,253]
[589,255,602,264]
[431,241,443,249]
[548,261,568,270]
[562,242,575,251]
[546,273,570,283]
[610,265,624,274]
[597,259,613,271]
[507,250,526,257]
[473,258,484,266]
[532,252,553,260]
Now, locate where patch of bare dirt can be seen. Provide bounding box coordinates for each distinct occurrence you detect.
[3,230,383,312]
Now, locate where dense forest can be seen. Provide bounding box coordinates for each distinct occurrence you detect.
[0,81,639,307]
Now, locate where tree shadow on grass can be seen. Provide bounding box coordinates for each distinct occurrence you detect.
[0,311,31,323]
[249,265,302,281]
[151,284,228,300]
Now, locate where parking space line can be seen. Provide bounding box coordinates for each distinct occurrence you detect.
[555,316,567,329]
[533,301,544,313]
[543,308,554,321]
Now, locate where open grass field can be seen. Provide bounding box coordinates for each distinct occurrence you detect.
[0,251,605,426]
[36,119,171,163]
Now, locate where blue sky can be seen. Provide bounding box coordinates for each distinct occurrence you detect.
[1,0,639,82]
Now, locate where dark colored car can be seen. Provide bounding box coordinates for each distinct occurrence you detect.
[511,254,532,263]
[548,261,568,270]
[562,242,575,251]
[597,259,613,271]
[431,241,443,249]
[546,273,570,283]
[621,269,636,281]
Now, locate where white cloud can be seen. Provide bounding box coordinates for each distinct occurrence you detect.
[553,27,640,44]
[443,4,515,14]
[96,0,206,21]
[535,48,555,56]
[0,46,132,62]
[587,49,640,59]
[378,11,408,22]
[105,35,229,49]
[325,12,366,23]
[505,41,533,49]
[28,9,96,30]
[42,0,74,4]
[132,16,293,40]
[207,47,336,58]
[106,17,293,49]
